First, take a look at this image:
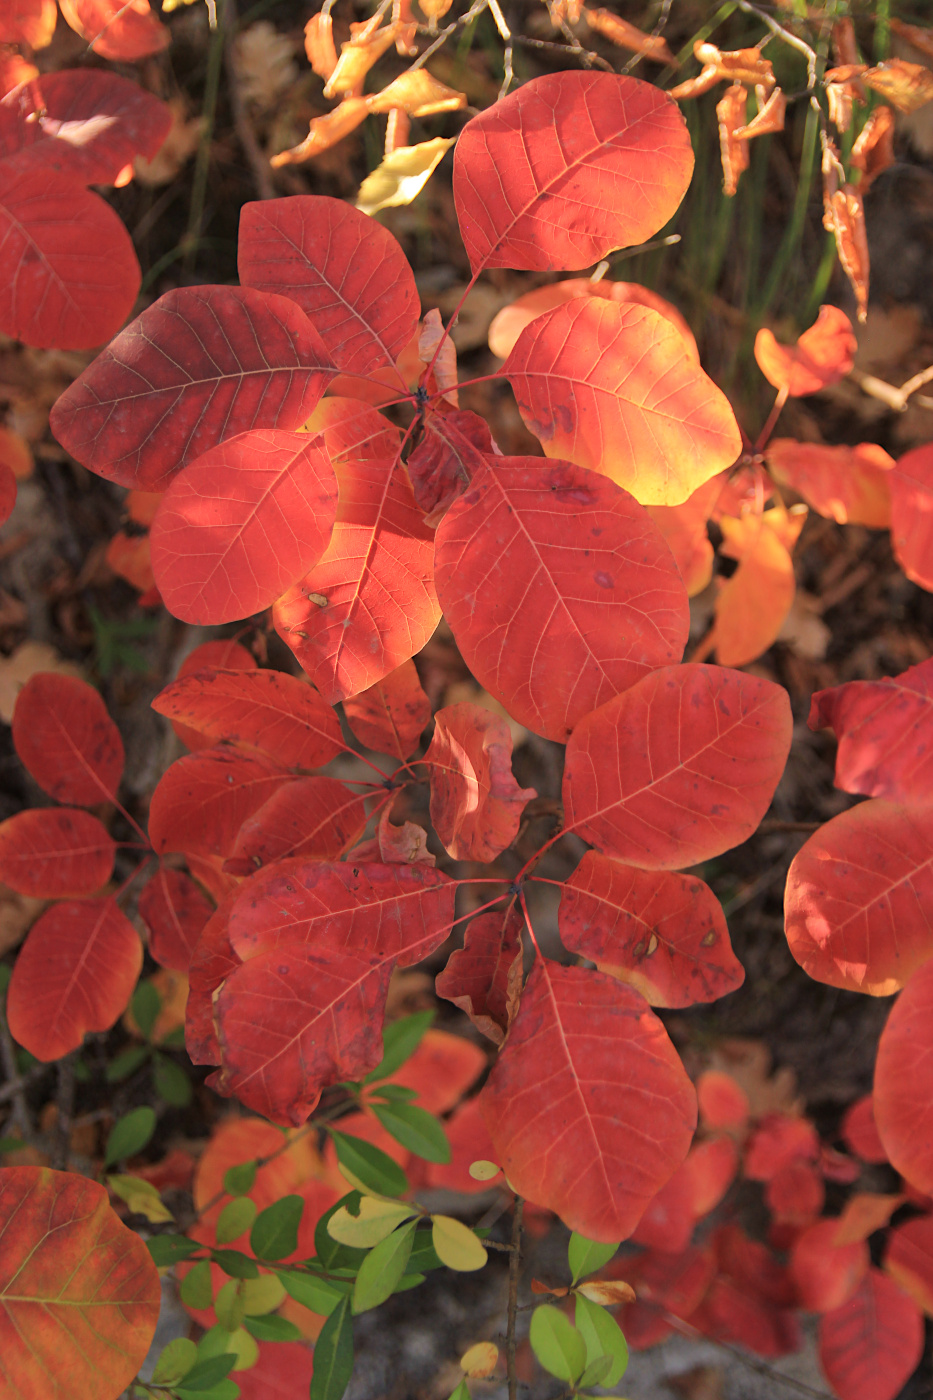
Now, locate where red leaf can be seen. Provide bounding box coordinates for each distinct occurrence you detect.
[302,395,402,464]
[368,802,433,867]
[434,457,690,742]
[151,430,338,625]
[237,1342,315,1399]
[689,1275,799,1358]
[0,169,140,349]
[488,278,699,363]
[187,891,242,1064]
[503,299,741,507]
[808,657,933,804]
[0,1167,161,1400]
[696,1069,749,1130]
[819,1269,923,1400]
[647,475,721,597]
[874,955,933,1194]
[138,866,214,972]
[172,638,259,751]
[273,434,439,703]
[744,1113,819,1182]
[563,664,792,869]
[238,196,420,379]
[12,672,124,805]
[148,748,296,857]
[453,72,693,274]
[371,1027,486,1115]
[1,70,172,184]
[479,959,696,1241]
[342,660,431,759]
[0,0,57,48]
[0,807,115,897]
[754,305,857,396]
[884,1216,933,1316]
[559,851,743,1007]
[224,776,371,874]
[765,1159,825,1226]
[790,1219,869,1312]
[684,1135,738,1217]
[7,898,142,1059]
[842,1094,887,1165]
[50,287,334,491]
[630,1161,695,1253]
[833,1193,903,1246]
[57,0,169,60]
[0,460,15,526]
[766,439,893,528]
[406,406,497,520]
[423,703,536,861]
[435,905,523,1044]
[784,801,933,994]
[617,1244,715,1349]
[152,668,344,770]
[889,444,933,591]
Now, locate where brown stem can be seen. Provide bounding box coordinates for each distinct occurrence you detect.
[506,1196,523,1400]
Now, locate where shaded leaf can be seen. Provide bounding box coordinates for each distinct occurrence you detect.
[250,1195,304,1261]
[889,444,933,591]
[488,278,698,364]
[148,748,296,857]
[0,807,115,897]
[139,866,214,972]
[224,776,370,875]
[875,956,933,1193]
[435,905,523,1044]
[424,703,536,861]
[885,1216,933,1316]
[818,1269,923,1400]
[343,660,431,760]
[12,672,123,804]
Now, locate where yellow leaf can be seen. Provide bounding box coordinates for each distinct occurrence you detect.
[431,1215,487,1271]
[468,1159,501,1181]
[460,1341,499,1377]
[240,1273,287,1315]
[356,138,455,217]
[327,1196,416,1247]
[369,70,466,117]
[107,1174,174,1224]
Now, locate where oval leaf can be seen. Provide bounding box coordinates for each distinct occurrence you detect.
[352,1220,416,1313]
[431,1215,487,1272]
[424,703,536,861]
[890,444,933,591]
[0,807,115,897]
[874,956,933,1194]
[138,866,214,973]
[528,1304,587,1384]
[12,672,124,805]
[148,748,296,858]
[343,660,431,760]
[754,306,856,397]
[818,1269,922,1400]
[224,776,370,875]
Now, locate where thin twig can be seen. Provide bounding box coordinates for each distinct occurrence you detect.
[852,364,933,413]
[506,1197,524,1400]
[224,0,276,200]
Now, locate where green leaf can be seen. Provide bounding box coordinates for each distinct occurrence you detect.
[574,1293,629,1386]
[224,1161,258,1197]
[568,1232,619,1284]
[250,1194,304,1261]
[148,1233,203,1266]
[447,1383,471,1400]
[328,1130,409,1198]
[431,1216,487,1272]
[180,1259,214,1310]
[367,1084,419,1103]
[0,1137,25,1154]
[352,1221,416,1314]
[198,1325,258,1372]
[153,1052,193,1107]
[315,1197,369,1272]
[528,1304,587,1385]
[105,1044,150,1083]
[161,1024,188,1049]
[363,1010,434,1083]
[173,1354,237,1390]
[216,1197,257,1245]
[577,1354,614,1390]
[277,1269,345,1316]
[390,1271,425,1292]
[327,1195,416,1248]
[309,1293,354,1400]
[239,1273,286,1316]
[104,1105,156,1166]
[371,1102,451,1164]
[152,1336,199,1384]
[243,1313,304,1341]
[212,1249,260,1279]
[131,979,162,1040]
[406,1230,444,1274]
[214,1280,246,1332]
[175,1383,240,1400]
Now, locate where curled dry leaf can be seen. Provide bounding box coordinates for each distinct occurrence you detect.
[754,304,857,396]
[716,84,748,197]
[734,86,786,140]
[671,42,774,100]
[323,19,404,99]
[576,1278,637,1306]
[304,12,337,78]
[824,65,867,133]
[233,23,299,111]
[851,105,895,190]
[582,9,675,64]
[272,96,371,166]
[890,18,933,62]
[435,905,523,1044]
[460,1341,499,1378]
[863,58,933,113]
[822,145,869,321]
[369,69,466,117]
[357,137,455,217]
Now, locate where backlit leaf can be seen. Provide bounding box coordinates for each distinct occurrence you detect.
[238,196,419,380]
[785,801,933,995]
[646,475,721,596]
[435,456,689,741]
[480,959,696,1241]
[714,503,807,668]
[453,72,693,274]
[172,640,259,751]
[0,1167,161,1399]
[224,777,370,875]
[563,664,792,869]
[766,439,892,528]
[504,300,741,507]
[889,444,933,592]
[12,672,123,804]
[489,278,698,363]
[148,748,296,857]
[357,138,455,217]
[50,287,334,492]
[0,0,57,48]
[139,866,214,972]
[435,905,523,1044]
[559,851,742,1007]
[818,1269,923,1400]
[754,305,857,396]
[862,58,933,113]
[875,956,933,1193]
[7,898,142,1060]
[343,660,431,759]
[424,703,536,861]
[57,0,169,60]
[0,807,115,897]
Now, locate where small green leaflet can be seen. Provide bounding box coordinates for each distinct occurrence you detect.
[148,1234,202,1266]
[215,1197,257,1245]
[153,1052,193,1106]
[574,1293,629,1386]
[243,1313,303,1342]
[212,1249,260,1279]
[278,1269,346,1316]
[224,1160,258,1196]
[352,1221,417,1313]
[250,1195,304,1261]
[309,1293,354,1400]
[104,1105,155,1166]
[131,979,161,1040]
[568,1231,618,1284]
[371,1101,451,1163]
[106,1044,150,1083]
[180,1258,214,1310]
[329,1129,409,1197]
[152,1337,198,1385]
[363,1009,434,1083]
[529,1304,587,1385]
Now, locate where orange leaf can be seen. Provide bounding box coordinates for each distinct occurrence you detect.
[488,277,698,363]
[889,19,933,63]
[271,96,371,166]
[582,8,675,64]
[714,503,807,668]
[647,475,720,597]
[304,12,337,78]
[696,1070,749,1131]
[424,703,536,862]
[885,1216,933,1315]
[766,438,892,527]
[369,68,465,117]
[822,148,869,322]
[106,530,156,594]
[754,304,857,396]
[323,20,402,99]
[373,1027,486,1115]
[57,0,169,60]
[850,104,895,190]
[889,443,933,591]
[716,84,748,197]
[693,40,775,91]
[833,1193,904,1246]
[0,0,57,48]
[862,58,933,113]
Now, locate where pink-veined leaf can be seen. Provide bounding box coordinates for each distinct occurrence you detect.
[488,278,699,362]
[12,672,124,805]
[238,196,420,379]
[1,70,172,184]
[273,441,439,703]
[0,169,140,350]
[49,286,335,491]
[818,1269,923,1400]
[889,444,933,591]
[479,959,696,1241]
[148,747,297,857]
[171,638,259,751]
[885,1216,933,1316]
[342,659,431,759]
[138,866,214,973]
[766,439,893,528]
[874,956,933,1193]
[784,801,933,995]
[504,299,742,507]
[435,904,523,1044]
[57,0,170,60]
[423,703,536,861]
[434,456,689,742]
[559,850,743,1008]
[562,664,792,869]
[150,429,338,625]
[0,1167,161,1400]
[809,658,933,805]
[7,898,142,1060]
[0,807,115,897]
[152,667,344,770]
[453,71,693,274]
[223,776,372,875]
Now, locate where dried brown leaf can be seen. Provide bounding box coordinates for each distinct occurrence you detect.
[271,96,370,166]
[324,20,401,99]
[890,18,933,62]
[734,85,786,139]
[851,104,895,190]
[582,8,676,65]
[717,83,749,197]
[863,57,933,113]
